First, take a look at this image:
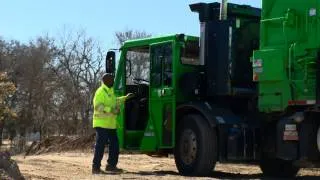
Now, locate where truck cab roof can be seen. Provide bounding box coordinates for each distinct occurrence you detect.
[121,34,199,50]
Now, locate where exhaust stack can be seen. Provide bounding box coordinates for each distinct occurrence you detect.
[219,0,228,20]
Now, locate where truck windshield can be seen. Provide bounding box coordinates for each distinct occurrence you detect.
[181,40,200,65]
[126,47,150,85]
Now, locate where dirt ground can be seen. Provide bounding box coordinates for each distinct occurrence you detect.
[12,152,320,180]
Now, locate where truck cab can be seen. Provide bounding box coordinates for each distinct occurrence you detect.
[107,35,201,152]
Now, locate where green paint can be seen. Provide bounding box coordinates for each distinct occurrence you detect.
[253,0,319,112]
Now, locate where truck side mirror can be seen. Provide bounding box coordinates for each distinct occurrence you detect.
[106,51,116,75]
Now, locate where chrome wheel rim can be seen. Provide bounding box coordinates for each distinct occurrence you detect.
[180,129,197,165]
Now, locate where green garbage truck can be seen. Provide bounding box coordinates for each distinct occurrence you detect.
[105,0,320,177]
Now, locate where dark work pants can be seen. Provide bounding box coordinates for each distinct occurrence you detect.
[92,127,119,169]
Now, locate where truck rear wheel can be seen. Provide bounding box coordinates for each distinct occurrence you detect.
[260,156,299,178]
[174,114,217,176]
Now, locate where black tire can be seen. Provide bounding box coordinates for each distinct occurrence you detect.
[260,156,300,178]
[174,114,217,176]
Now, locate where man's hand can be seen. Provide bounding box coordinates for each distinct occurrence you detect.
[116,93,135,105]
[125,93,135,99]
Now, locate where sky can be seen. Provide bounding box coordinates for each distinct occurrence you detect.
[0,0,260,49]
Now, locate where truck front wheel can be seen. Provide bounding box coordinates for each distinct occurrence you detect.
[174,114,217,176]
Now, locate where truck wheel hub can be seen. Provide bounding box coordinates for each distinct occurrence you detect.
[180,129,197,165]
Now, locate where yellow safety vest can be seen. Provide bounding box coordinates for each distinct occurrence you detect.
[92,83,121,129]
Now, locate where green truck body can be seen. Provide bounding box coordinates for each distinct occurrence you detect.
[253,0,319,112]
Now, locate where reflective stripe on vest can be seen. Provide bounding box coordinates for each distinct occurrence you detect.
[93,112,116,119]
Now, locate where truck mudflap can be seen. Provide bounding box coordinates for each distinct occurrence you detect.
[276,117,299,160]
[276,112,320,167]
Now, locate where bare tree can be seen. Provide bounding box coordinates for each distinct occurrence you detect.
[16,37,57,139]
[115,29,152,85]
[52,29,104,134]
[115,29,151,46]
[0,28,151,143]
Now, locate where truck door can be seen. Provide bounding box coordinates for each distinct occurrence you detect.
[150,41,176,148]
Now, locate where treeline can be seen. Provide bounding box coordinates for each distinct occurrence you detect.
[0,29,150,142]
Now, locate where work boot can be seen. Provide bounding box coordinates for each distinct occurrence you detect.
[92,167,103,174]
[105,165,123,173]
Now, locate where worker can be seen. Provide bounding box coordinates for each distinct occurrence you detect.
[92,73,133,174]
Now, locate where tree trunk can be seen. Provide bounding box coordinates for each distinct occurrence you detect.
[0,125,3,146]
[39,127,42,142]
[0,119,5,146]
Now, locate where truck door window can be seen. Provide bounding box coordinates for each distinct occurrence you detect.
[151,43,172,87]
[151,48,162,88]
[126,47,150,85]
[163,45,172,86]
